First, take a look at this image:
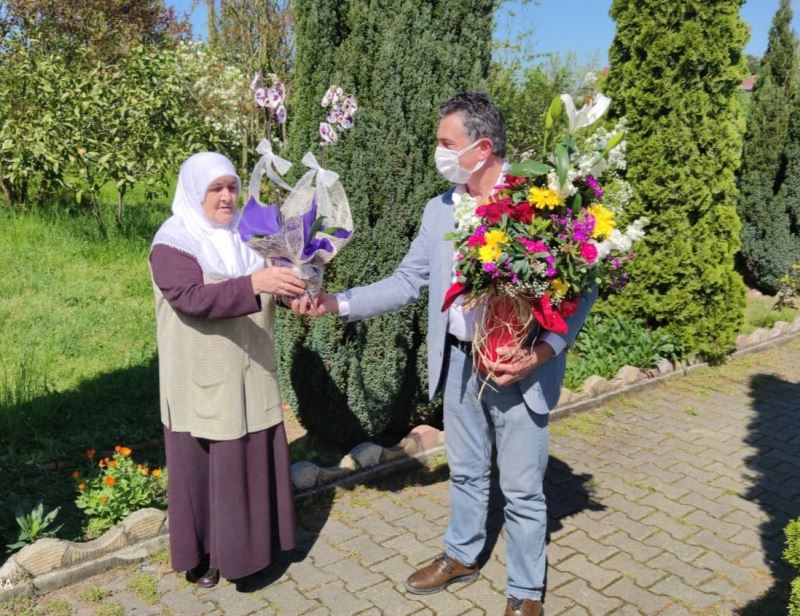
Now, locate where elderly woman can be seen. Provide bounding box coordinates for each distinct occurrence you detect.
[149,152,303,589]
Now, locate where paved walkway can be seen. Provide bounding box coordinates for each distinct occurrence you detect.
[11,339,800,616]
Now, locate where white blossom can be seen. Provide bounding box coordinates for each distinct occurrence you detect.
[454,193,481,231]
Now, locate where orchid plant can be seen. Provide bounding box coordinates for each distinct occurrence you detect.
[252,71,288,145]
[319,85,358,146]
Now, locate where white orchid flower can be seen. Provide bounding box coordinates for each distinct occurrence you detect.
[254,87,269,108]
[319,122,338,145]
[560,93,612,134]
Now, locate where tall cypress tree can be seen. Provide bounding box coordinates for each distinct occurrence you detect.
[605,0,748,360]
[738,0,799,293]
[277,0,493,445]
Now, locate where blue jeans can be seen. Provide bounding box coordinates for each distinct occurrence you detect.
[442,345,549,601]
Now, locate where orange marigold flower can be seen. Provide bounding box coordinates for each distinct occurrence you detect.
[119,446,132,457]
[114,445,122,453]
[70,470,80,479]
[152,469,162,478]
[85,448,96,459]
[98,460,105,468]
[142,467,150,476]
[105,476,116,486]
[78,482,86,491]
[108,460,118,469]
[99,495,109,504]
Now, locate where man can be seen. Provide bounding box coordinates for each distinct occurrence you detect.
[300,92,595,616]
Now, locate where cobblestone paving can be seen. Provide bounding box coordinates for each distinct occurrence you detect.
[11,339,800,616]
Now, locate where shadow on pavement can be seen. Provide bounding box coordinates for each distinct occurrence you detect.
[737,373,800,615]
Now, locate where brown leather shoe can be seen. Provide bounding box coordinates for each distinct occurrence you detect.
[505,597,543,616]
[405,553,478,595]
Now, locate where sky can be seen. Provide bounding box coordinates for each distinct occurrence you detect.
[165,0,800,66]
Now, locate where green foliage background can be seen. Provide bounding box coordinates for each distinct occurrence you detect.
[738,0,800,293]
[604,0,748,360]
[277,0,494,445]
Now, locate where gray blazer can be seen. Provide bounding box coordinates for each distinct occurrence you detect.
[343,188,596,414]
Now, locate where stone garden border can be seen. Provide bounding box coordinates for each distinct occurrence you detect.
[2,316,798,602]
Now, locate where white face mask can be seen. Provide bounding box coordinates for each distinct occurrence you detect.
[434,139,486,184]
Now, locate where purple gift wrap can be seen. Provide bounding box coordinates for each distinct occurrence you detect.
[237,195,353,297]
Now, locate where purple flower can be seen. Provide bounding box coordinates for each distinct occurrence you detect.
[612,258,622,269]
[585,175,603,199]
[546,255,556,264]
[546,266,557,278]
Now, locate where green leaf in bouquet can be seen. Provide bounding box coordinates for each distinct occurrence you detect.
[507,160,551,177]
[308,215,327,238]
[545,95,563,129]
[555,144,569,188]
[511,259,531,276]
[321,226,347,236]
[529,216,551,235]
[603,131,625,155]
[572,192,583,210]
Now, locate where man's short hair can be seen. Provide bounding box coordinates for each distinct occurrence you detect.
[439,92,506,158]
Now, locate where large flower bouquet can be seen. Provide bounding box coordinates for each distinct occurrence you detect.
[443,92,647,375]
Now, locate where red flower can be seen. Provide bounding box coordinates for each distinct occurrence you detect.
[500,174,526,190]
[476,197,514,224]
[510,201,534,224]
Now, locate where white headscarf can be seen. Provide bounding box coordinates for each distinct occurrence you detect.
[152,152,264,278]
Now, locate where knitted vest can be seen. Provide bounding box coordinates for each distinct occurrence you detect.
[153,275,282,440]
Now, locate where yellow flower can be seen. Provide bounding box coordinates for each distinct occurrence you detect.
[478,230,509,263]
[550,278,569,298]
[152,469,162,478]
[587,204,615,239]
[528,186,564,209]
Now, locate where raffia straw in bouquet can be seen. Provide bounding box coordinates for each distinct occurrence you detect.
[468,293,540,394]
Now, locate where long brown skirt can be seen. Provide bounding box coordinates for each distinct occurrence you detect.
[163,423,296,580]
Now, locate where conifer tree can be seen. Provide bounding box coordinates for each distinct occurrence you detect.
[738,0,799,293]
[605,0,748,359]
[277,0,493,444]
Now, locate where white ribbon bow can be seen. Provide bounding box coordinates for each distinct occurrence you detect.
[301,151,339,188]
[249,139,293,198]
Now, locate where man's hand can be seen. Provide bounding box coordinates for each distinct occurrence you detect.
[290,291,339,317]
[489,342,555,386]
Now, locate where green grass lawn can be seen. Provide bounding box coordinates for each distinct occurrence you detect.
[743,293,799,334]
[1,195,171,548]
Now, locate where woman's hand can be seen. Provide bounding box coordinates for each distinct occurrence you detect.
[250,267,306,297]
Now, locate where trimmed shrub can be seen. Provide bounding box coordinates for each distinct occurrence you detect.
[785,516,800,615]
[604,0,748,361]
[738,0,800,293]
[277,0,493,445]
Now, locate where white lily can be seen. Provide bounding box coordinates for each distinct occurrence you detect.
[560,93,612,134]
